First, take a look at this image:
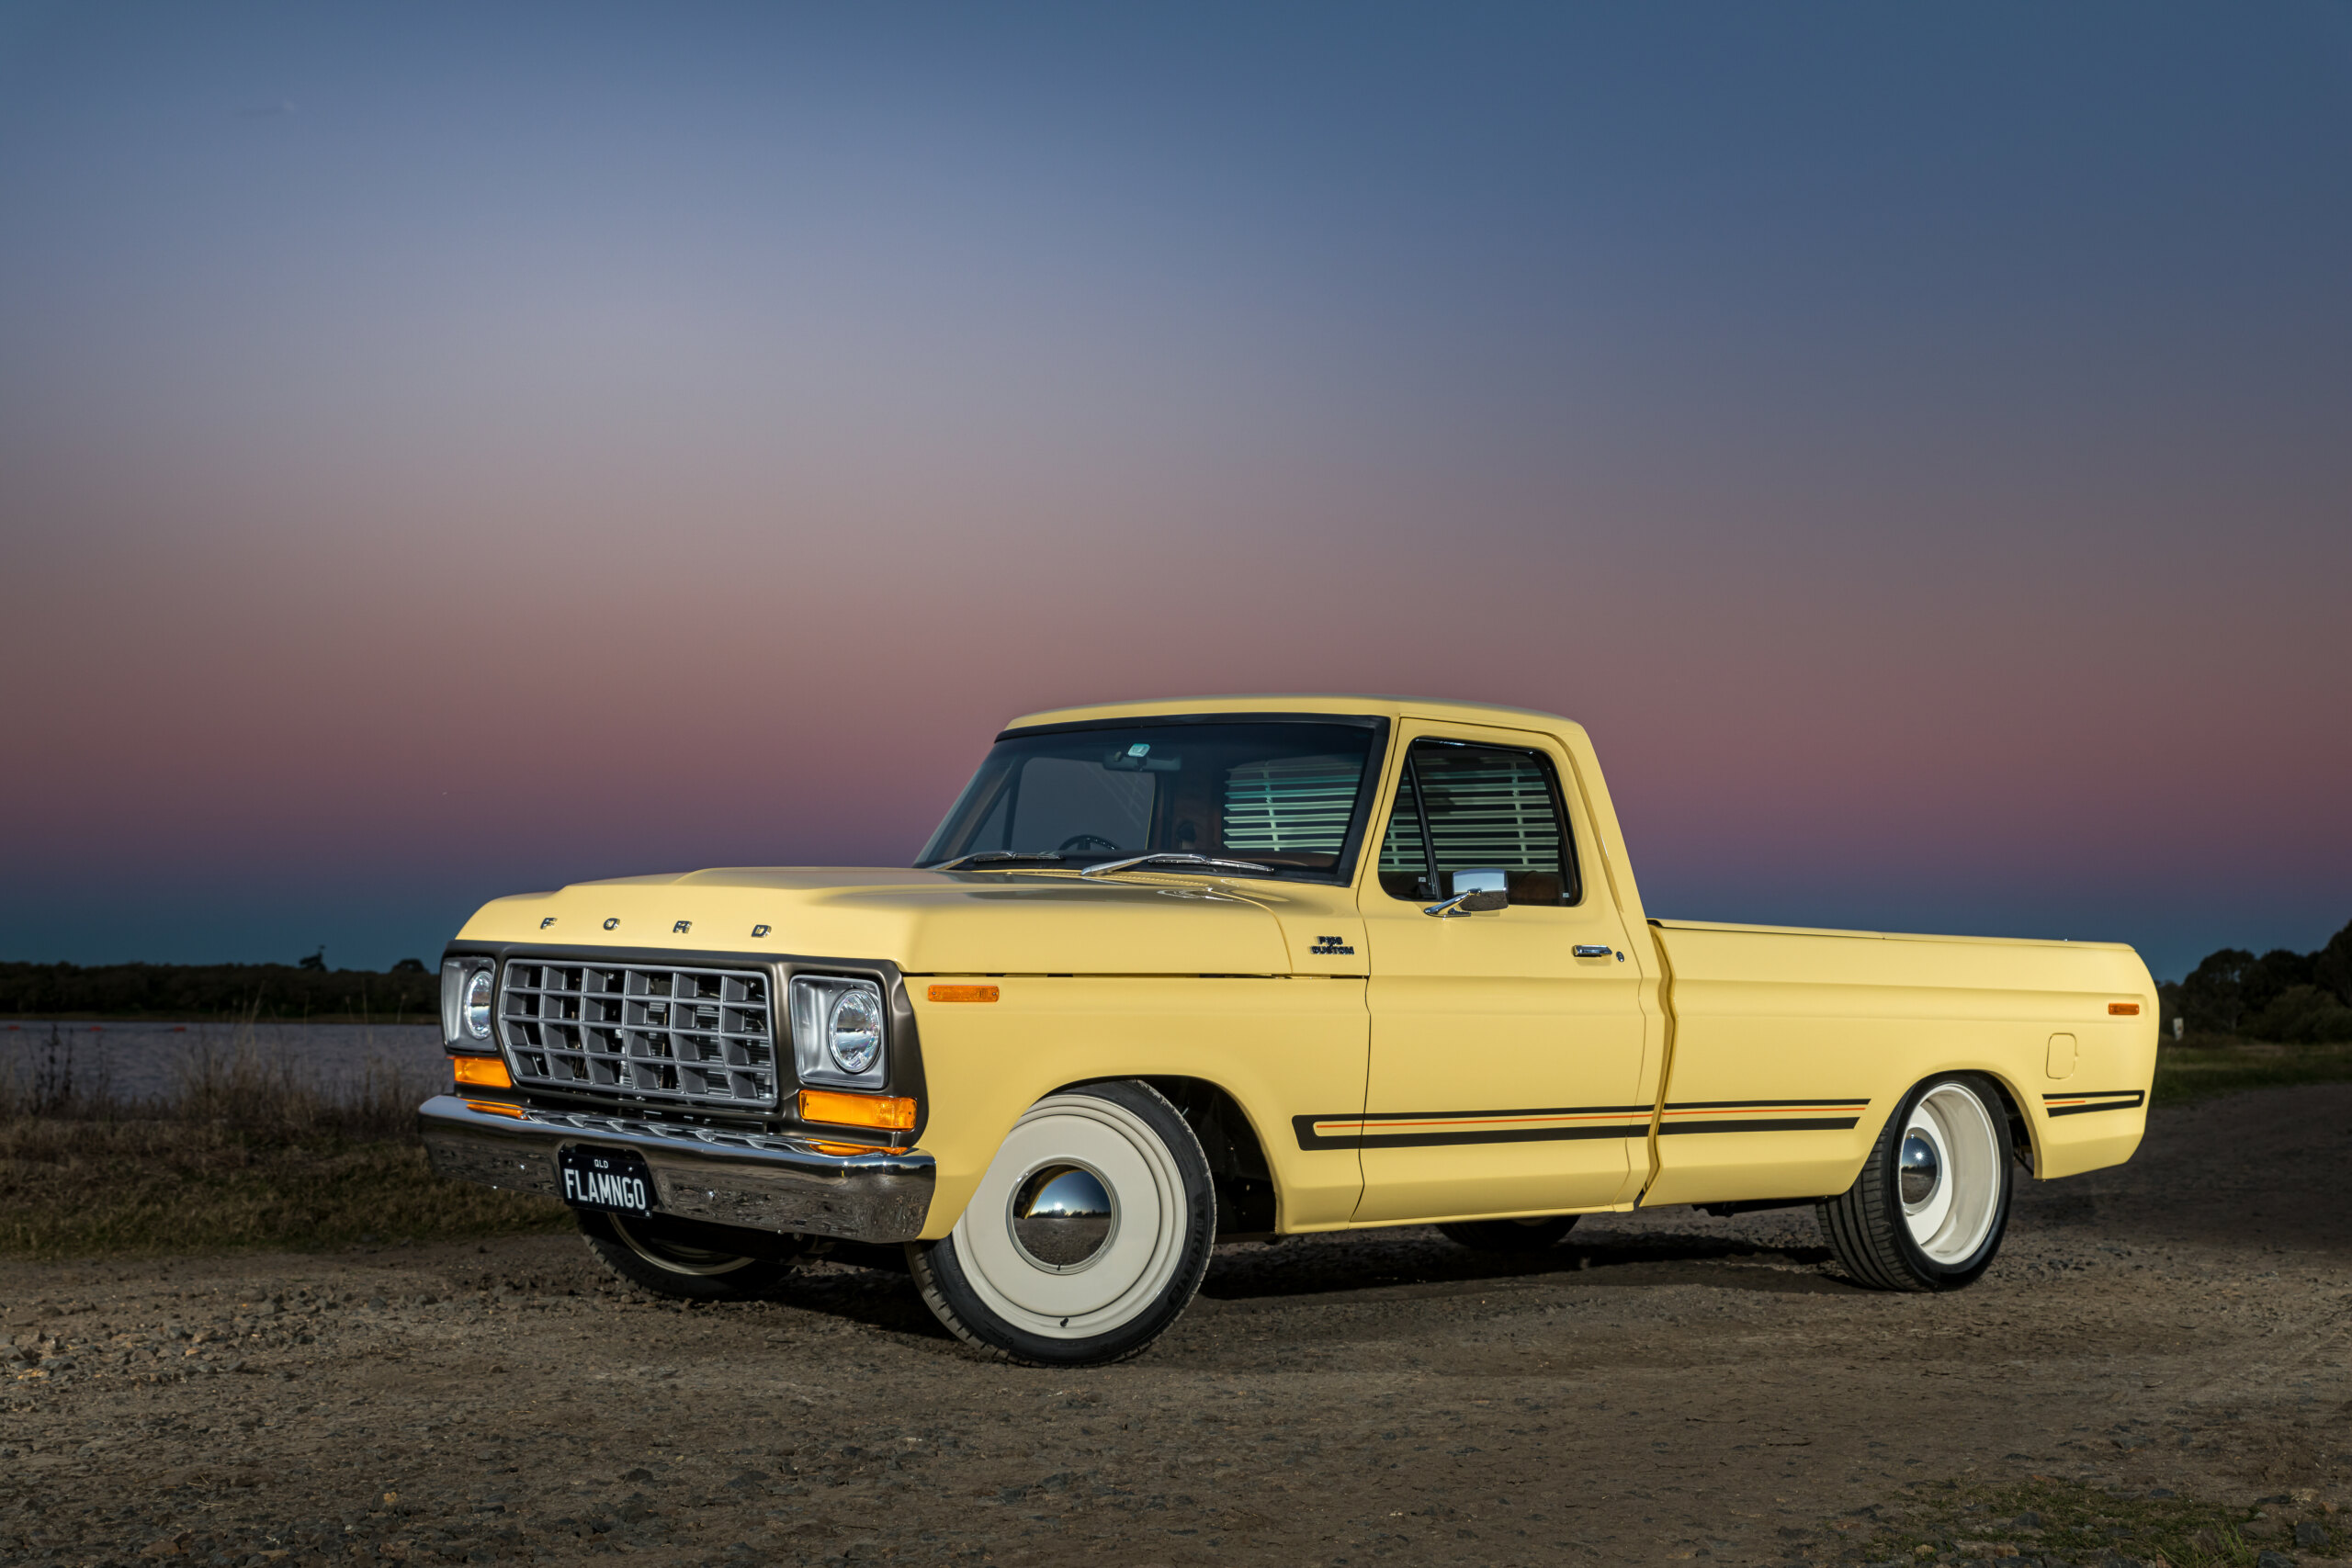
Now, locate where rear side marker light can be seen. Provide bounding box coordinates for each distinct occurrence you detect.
[454,1056,514,1089]
[799,1089,918,1131]
[927,984,1000,1003]
[2109,1002,2142,1016]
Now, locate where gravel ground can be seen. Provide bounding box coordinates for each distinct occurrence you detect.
[3,1084,2347,1567]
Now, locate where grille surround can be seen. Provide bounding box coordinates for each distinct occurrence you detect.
[497,959,779,1111]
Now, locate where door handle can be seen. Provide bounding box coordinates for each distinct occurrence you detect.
[1572,944,1613,958]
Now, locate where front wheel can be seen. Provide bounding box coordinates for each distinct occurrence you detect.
[1818,1073,2013,1291]
[908,1081,1216,1366]
[578,1210,805,1301]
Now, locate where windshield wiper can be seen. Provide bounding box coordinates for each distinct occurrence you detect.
[1078,852,1274,879]
[927,851,1066,872]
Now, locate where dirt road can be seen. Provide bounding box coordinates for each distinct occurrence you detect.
[4,1085,2347,1566]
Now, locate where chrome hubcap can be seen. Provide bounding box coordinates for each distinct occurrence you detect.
[1011,1164,1117,1271]
[1898,1134,1941,1207]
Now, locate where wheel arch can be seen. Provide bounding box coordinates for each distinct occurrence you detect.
[1833,1064,2041,1201]
[1046,1074,1280,1238]
[1853,1072,2041,1184]
[1968,1067,2040,1177]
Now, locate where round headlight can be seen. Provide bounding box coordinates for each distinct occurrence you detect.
[826,987,883,1075]
[464,968,494,1040]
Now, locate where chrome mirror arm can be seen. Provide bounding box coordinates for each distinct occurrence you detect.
[1423,889,1509,918]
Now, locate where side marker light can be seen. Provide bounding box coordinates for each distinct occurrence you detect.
[2109,1002,2142,1016]
[927,984,1000,1003]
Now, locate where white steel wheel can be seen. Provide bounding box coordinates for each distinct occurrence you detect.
[577,1210,799,1302]
[909,1080,1216,1366]
[611,1215,763,1276]
[1898,1082,2001,1264]
[1817,1072,2015,1292]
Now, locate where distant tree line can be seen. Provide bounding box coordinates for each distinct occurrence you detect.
[0,959,437,1022]
[2159,918,2352,1043]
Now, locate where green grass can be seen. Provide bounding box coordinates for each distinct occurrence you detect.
[1849,1475,2336,1566]
[2153,1039,2352,1108]
[0,1119,571,1258]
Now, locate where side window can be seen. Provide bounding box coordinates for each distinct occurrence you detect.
[1377,740,1578,905]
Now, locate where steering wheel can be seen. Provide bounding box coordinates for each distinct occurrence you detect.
[1057,833,1122,853]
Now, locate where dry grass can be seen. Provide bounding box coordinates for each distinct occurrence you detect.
[1873,1473,2337,1566]
[5,1021,2346,1261]
[2154,1038,2352,1107]
[0,1020,569,1258]
[0,1119,570,1258]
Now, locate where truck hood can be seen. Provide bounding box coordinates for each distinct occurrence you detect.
[453,867,1356,976]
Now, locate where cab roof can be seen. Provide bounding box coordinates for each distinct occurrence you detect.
[1003,693,1585,738]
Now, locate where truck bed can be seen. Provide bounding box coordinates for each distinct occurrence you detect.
[1641,918,2158,1207]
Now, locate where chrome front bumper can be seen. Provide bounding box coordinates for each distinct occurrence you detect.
[416,1094,934,1244]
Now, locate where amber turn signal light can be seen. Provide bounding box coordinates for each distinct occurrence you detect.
[454,1055,513,1089]
[799,1088,918,1131]
[462,1099,524,1119]
[927,984,1000,1003]
[2109,1002,2142,1016]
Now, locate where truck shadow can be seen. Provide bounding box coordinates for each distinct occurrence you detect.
[760,1254,954,1342]
[1197,1230,1850,1303]
[744,1228,1852,1342]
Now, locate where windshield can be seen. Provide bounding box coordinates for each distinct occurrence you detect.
[918,718,1388,882]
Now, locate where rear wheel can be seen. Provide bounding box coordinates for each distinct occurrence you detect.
[1439,1214,1579,1252]
[578,1211,805,1301]
[1818,1073,2013,1291]
[908,1081,1216,1366]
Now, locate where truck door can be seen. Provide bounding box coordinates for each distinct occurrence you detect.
[1345,727,1651,1223]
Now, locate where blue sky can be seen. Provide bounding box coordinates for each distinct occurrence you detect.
[2,2,2347,978]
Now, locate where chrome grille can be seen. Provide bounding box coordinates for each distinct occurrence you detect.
[498,961,778,1111]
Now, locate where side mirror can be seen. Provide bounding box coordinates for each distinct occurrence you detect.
[1424,867,1510,918]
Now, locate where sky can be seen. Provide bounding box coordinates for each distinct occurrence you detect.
[2,1,2347,981]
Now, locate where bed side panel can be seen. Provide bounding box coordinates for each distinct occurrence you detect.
[1643,925,2154,1207]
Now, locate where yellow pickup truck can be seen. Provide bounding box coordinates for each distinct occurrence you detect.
[420,694,2156,1365]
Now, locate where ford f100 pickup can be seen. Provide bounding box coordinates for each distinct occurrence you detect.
[420,695,2158,1365]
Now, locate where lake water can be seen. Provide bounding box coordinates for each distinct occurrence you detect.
[1,1019,450,1103]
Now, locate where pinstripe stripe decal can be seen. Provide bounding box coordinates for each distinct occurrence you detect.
[1294,1105,1652,1150]
[1656,1100,1865,1136]
[1292,1098,1869,1151]
[2041,1089,2145,1118]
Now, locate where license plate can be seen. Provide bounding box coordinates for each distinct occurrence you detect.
[558,1145,658,1216]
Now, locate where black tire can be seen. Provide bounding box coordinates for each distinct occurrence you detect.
[1818,1072,2014,1292]
[578,1210,806,1301]
[908,1080,1216,1367]
[1439,1214,1579,1252]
